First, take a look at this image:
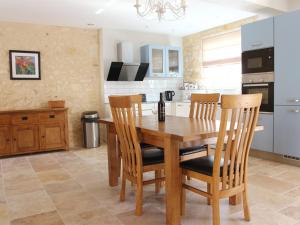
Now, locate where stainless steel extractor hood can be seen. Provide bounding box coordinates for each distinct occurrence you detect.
[106,62,149,81]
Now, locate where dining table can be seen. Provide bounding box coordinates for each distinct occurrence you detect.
[98,115,263,225]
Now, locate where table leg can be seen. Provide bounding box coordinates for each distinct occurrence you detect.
[164,135,181,225]
[229,194,242,205]
[107,124,120,187]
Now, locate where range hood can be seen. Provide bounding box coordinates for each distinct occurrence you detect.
[106,42,149,81]
[107,62,149,81]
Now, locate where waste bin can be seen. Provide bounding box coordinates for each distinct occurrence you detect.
[81,111,100,148]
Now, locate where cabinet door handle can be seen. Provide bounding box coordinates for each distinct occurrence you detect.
[21,116,28,121]
[49,115,55,119]
[251,42,262,47]
[290,109,300,113]
[293,99,300,103]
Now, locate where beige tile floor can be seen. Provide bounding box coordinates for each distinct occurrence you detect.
[0,145,300,225]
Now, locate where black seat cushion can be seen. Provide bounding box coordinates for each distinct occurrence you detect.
[179,145,207,156]
[180,155,229,176]
[142,148,164,166]
[140,142,155,149]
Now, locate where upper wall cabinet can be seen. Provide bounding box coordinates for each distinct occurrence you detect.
[241,17,274,52]
[141,45,183,78]
[274,10,300,106]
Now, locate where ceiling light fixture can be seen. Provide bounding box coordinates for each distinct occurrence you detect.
[134,0,187,21]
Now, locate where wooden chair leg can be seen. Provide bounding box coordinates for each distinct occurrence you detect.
[212,181,220,225]
[181,175,186,216]
[243,187,251,221]
[212,196,220,225]
[207,183,212,205]
[135,177,143,216]
[155,170,161,193]
[120,171,126,202]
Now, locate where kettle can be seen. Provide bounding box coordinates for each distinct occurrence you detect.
[165,91,175,101]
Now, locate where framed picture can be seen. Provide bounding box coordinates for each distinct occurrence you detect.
[9,50,41,80]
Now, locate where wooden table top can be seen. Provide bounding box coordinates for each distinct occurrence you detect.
[99,115,264,142]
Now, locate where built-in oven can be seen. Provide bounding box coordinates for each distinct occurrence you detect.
[242,47,274,74]
[242,73,274,112]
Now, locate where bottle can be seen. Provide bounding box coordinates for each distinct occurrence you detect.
[158,92,165,122]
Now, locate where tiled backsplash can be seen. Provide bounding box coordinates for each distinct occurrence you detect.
[104,79,184,103]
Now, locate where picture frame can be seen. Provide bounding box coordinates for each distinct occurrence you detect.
[9,50,41,80]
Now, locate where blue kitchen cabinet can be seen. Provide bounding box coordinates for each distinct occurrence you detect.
[241,17,274,52]
[274,106,300,158]
[251,113,274,152]
[141,45,166,77]
[166,46,183,78]
[274,10,300,106]
[141,45,183,78]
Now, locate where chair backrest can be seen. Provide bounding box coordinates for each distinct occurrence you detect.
[109,96,143,178]
[189,93,220,119]
[213,94,262,191]
[130,95,143,117]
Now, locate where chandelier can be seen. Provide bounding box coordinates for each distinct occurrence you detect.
[134,0,187,21]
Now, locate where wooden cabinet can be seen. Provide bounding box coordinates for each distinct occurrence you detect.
[0,126,11,156]
[251,113,274,153]
[140,45,183,78]
[0,108,68,157]
[40,123,65,150]
[274,10,300,106]
[241,17,274,52]
[12,125,39,153]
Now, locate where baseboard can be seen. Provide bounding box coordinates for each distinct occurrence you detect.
[250,149,300,167]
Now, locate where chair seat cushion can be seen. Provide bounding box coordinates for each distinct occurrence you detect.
[142,148,164,166]
[179,145,207,156]
[180,155,229,176]
[140,142,155,149]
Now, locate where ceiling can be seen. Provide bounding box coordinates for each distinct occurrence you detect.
[0,0,257,36]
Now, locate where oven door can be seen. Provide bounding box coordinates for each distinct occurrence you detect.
[242,83,274,112]
[242,48,274,74]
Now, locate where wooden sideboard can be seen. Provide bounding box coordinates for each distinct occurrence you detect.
[0,108,69,156]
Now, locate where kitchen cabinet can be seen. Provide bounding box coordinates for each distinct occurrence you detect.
[274,106,300,158]
[141,45,166,77]
[241,17,274,52]
[175,102,190,117]
[0,126,11,156]
[166,46,183,78]
[274,10,300,106]
[140,45,183,78]
[251,113,273,152]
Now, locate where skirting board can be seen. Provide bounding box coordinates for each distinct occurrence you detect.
[250,149,300,167]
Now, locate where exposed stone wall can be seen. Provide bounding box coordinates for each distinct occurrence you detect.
[0,21,102,148]
[183,17,257,82]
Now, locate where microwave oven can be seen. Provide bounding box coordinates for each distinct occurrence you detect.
[242,47,274,74]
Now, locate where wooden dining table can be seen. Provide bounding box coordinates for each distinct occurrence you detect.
[99,115,263,225]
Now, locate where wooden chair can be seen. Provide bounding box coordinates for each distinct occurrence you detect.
[181,94,262,225]
[180,93,220,162]
[109,95,165,216]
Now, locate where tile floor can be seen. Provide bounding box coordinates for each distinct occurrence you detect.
[0,145,300,225]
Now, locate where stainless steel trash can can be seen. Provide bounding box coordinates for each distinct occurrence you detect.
[81,111,100,148]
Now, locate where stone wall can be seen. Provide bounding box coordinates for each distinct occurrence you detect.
[0,22,101,148]
[182,17,257,82]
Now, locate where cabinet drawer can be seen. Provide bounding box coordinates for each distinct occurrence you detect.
[12,114,38,125]
[0,114,11,125]
[39,111,65,123]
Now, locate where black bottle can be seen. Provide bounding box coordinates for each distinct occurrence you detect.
[158,93,165,122]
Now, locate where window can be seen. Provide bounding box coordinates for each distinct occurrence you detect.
[201,30,241,91]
